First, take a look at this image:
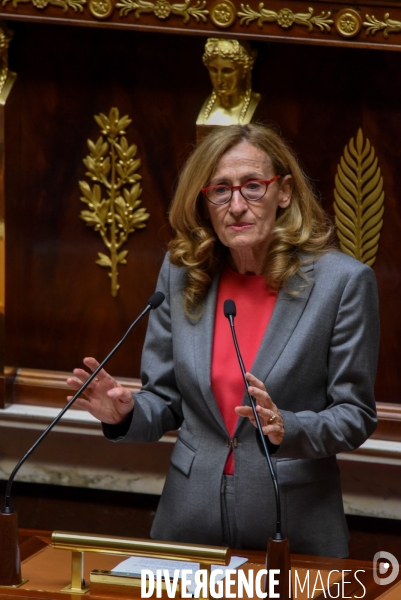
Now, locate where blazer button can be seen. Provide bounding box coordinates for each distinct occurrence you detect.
[233,437,238,448]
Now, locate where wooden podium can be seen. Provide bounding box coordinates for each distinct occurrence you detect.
[0,529,399,600]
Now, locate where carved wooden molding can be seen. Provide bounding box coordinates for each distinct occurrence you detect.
[374,403,401,442]
[1,3,401,50]
[4,366,141,408]
[2,367,400,443]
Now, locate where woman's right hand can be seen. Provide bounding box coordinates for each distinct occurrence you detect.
[66,357,134,424]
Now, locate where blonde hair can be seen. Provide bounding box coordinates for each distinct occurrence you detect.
[169,124,333,316]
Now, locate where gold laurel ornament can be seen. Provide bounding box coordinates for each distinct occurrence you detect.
[2,0,86,12]
[79,108,150,297]
[364,13,401,38]
[334,129,384,267]
[116,0,209,22]
[238,4,333,32]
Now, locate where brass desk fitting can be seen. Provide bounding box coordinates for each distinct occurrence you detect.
[52,531,231,597]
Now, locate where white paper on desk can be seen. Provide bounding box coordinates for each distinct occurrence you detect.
[112,555,248,594]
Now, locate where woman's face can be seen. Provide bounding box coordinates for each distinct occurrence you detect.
[204,141,292,262]
[207,56,243,99]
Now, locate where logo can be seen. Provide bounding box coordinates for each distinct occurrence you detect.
[373,551,399,586]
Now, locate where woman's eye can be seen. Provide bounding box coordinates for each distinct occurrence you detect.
[215,187,229,194]
[244,182,261,191]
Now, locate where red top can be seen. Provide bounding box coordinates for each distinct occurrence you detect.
[211,266,278,475]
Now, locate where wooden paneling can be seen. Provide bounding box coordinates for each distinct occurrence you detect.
[374,403,401,440]
[4,23,206,378]
[2,23,400,411]
[2,482,159,537]
[5,367,141,407]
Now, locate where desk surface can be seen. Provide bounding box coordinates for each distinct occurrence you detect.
[0,530,399,600]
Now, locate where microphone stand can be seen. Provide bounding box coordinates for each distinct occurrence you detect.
[0,291,164,587]
[224,300,291,599]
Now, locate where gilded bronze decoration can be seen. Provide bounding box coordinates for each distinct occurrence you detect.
[89,0,113,18]
[364,14,401,38]
[238,4,333,32]
[197,38,260,126]
[334,129,384,267]
[0,22,16,407]
[2,0,86,11]
[116,0,208,22]
[0,22,13,95]
[335,9,362,38]
[210,0,236,28]
[79,108,150,297]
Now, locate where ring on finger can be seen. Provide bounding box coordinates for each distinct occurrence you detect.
[268,411,276,423]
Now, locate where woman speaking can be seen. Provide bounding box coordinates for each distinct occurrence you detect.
[68,124,379,558]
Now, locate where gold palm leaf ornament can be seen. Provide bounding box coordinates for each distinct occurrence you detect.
[79,108,150,297]
[334,129,384,266]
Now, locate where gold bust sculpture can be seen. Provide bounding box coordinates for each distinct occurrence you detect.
[196,38,261,127]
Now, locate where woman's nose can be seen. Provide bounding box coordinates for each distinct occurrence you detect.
[229,190,248,214]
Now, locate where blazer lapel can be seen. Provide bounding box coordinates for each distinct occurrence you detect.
[237,261,316,424]
[193,274,228,433]
[252,262,315,383]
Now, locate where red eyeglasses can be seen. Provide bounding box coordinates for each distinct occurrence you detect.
[201,176,281,206]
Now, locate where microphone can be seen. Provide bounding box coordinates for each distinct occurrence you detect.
[147,291,165,310]
[0,291,165,585]
[223,299,236,319]
[224,299,290,597]
[223,299,282,534]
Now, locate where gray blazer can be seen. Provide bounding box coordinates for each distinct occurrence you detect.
[108,250,379,558]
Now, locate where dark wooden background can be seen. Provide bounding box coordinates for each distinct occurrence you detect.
[4,20,401,404]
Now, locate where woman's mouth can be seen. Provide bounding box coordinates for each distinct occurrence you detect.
[228,222,253,231]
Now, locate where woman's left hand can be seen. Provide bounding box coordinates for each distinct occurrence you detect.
[235,372,285,446]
